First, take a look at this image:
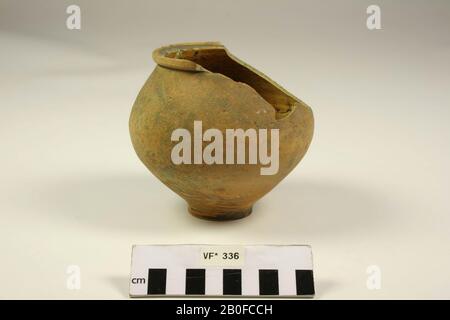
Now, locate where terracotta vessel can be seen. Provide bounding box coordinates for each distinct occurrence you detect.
[129,42,314,220]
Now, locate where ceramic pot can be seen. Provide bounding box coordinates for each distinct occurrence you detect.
[129,42,314,220]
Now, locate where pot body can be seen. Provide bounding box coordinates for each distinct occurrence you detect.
[129,43,314,220]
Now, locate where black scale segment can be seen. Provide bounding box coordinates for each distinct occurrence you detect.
[223,269,242,295]
[185,269,206,295]
[147,268,167,294]
[259,269,279,295]
[296,270,315,295]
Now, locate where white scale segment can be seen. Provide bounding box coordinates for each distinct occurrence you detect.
[130,244,314,297]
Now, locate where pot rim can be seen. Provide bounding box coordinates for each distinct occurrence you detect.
[152,41,225,72]
[152,42,306,109]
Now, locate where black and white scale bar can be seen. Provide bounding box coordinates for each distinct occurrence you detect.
[145,268,314,297]
[130,245,314,297]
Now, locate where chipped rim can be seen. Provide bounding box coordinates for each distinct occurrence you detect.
[151,41,305,106]
[152,41,225,72]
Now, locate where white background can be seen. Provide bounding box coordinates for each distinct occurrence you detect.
[0,0,449,299]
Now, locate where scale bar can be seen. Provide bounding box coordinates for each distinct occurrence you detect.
[144,268,314,296]
[131,245,314,297]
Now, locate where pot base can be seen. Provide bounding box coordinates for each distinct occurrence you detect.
[188,206,252,221]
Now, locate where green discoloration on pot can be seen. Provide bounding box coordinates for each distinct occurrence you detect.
[129,42,314,220]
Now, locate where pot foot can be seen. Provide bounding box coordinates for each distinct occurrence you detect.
[188,206,252,221]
